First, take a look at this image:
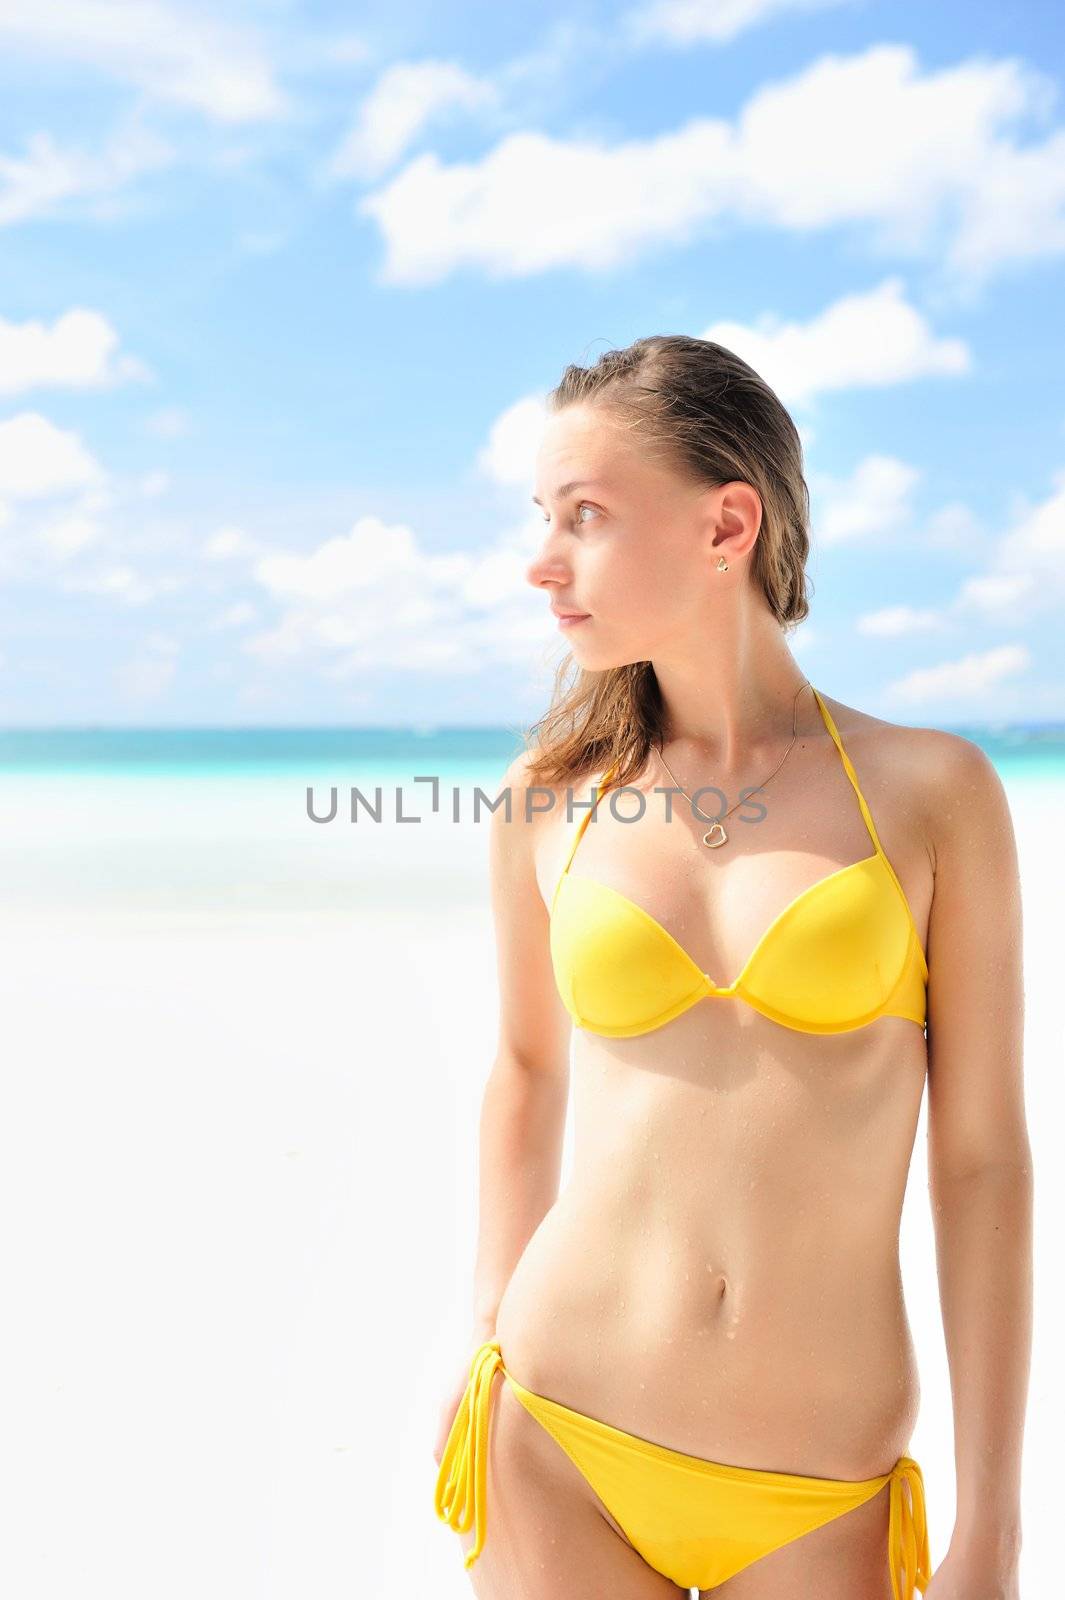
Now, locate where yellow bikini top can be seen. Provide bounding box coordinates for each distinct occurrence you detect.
[549,686,928,1038]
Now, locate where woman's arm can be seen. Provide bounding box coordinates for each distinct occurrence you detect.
[924,733,1033,1586]
[468,751,575,1340]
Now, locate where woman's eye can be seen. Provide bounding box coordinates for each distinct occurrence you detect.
[539,501,598,526]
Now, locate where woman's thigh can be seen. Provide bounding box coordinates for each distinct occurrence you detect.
[457,1373,689,1600]
[703,1479,894,1600]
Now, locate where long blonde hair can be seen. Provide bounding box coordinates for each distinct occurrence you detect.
[523,334,812,791]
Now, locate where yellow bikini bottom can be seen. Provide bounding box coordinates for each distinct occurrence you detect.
[435,1339,931,1598]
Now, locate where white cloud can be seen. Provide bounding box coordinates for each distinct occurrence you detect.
[0,412,106,499]
[475,393,547,488]
[954,572,1036,612]
[0,1,287,123]
[998,471,1065,570]
[359,44,1065,293]
[202,524,262,561]
[948,471,1065,619]
[700,277,970,407]
[886,643,1031,705]
[138,470,170,498]
[850,474,1062,641]
[38,509,101,558]
[811,454,921,546]
[210,601,257,630]
[856,605,946,637]
[60,564,183,605]
[0,116,174,227]
[326,59,500,183]
[142,630,178,654]
[459,544,535,608]
[144,406,191,439]
[253,516,461,603]
[924,501,985,554]
[0,307,148,395]
[359,124,727,286]
[622,0,851,48]
[244,508,551,676]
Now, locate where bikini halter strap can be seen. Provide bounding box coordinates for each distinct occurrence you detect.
[810,685,886,859]
[558,758,622,880]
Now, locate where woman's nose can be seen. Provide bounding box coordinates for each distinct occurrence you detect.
[525,540,569,591]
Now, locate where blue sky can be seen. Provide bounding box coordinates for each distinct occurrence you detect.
[0,0,1063,728]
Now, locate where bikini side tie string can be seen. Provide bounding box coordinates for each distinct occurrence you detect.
[888,1455,932,1600]
[433,1338,503,1569]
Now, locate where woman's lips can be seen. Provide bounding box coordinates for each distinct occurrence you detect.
[556,612,591,628]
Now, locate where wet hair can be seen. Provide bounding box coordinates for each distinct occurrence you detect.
[522,334,812,790]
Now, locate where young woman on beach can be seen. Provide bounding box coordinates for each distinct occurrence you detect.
[432,335,1032,1599]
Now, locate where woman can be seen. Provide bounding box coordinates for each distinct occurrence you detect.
[432,336,1032,1599]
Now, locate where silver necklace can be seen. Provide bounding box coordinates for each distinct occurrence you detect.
[656,680,812,849]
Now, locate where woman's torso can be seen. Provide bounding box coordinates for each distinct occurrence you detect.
[494,693,931,1478]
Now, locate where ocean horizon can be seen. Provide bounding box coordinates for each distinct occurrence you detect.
[0,719,1063,778]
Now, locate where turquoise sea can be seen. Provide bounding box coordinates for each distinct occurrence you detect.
[1,720,1064,779]
[0,726,523,779]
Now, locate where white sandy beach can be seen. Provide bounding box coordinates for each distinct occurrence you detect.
[0,772,1060,1598]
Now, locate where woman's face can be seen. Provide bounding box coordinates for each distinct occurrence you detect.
[526,403,753,671]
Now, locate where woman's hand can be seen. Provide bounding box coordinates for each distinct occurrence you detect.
[431,1323,497,1468]
[922,1538,1021,1599]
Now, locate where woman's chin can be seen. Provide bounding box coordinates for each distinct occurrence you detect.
[568,639,646,673]
[568,643,613,670]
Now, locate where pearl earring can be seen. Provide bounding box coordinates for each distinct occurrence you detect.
[717,556,729,572]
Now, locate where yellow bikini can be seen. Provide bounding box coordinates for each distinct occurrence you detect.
[434,687,932,1593]
[436,1339,931,1598]
[550,685,928,1037]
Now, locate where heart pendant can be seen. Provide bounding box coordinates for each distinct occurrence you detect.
[702,823,728,848]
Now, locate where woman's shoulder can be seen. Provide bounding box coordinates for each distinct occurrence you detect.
[820,691,1007,850]
[497,748,610,805]
[823,690,997,775]
[488,749,588,848]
